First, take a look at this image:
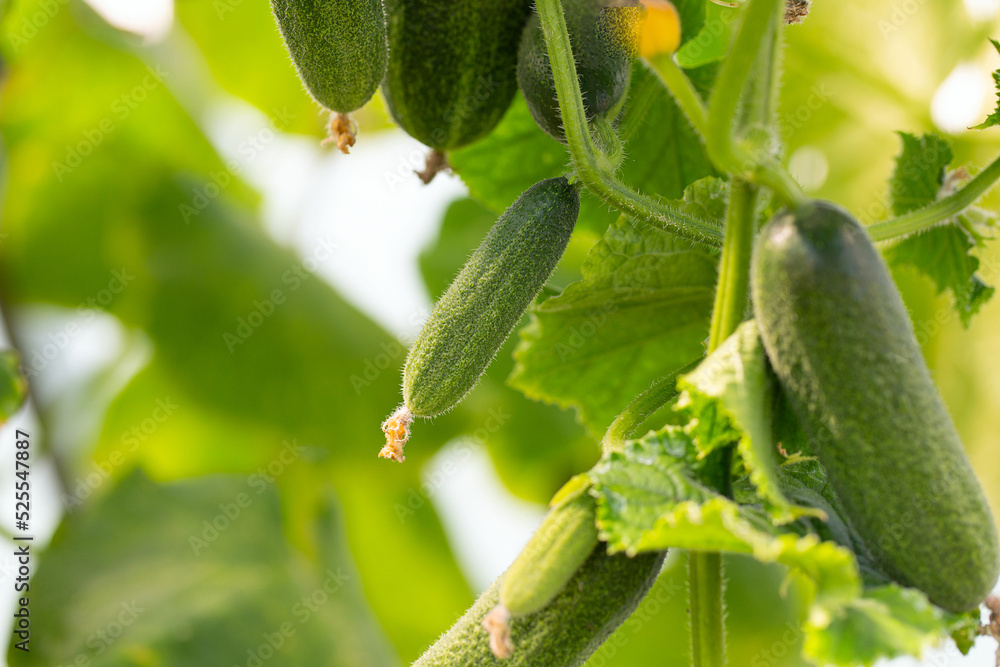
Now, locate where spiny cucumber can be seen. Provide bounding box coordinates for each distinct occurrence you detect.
[381,0,533,150]
[517,0,644,141]
[751,200,1000,612]
[271,0,388,152]
[380,177,579,461]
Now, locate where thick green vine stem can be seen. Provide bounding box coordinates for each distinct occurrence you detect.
[868,151,1000,242]
[689,552,726,667]
[534,0,724,249]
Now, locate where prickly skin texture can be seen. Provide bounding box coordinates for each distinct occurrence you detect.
[500,493,600,616]
[414,548,665,666]
[271,0,388,113]
[403,177,580,417]
[382,0,532,150]
[751,201,1000,612]
[517,1,643,141]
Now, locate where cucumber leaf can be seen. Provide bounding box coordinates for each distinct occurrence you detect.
[971,39,1000,131]
[509,180,723,434]
[588,431,976,667]
[882,132,998,326]
[674,321,825,523]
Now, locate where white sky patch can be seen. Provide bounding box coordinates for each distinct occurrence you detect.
[83,0,174,41]
[931,63,991,134]
[964,0,1000,21]
[425,442,546,592]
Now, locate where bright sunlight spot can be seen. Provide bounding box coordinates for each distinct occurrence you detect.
[932,63,990,134]
[83,0,174,41]
[964,0,1000,20]
[788,146,829,192]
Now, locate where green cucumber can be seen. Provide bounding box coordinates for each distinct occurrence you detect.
[271,0,388,114]
[498,477,600,619]
[381,177,579,461]
[517,0,644,141]
[382,0,533,150]
[751,200,1000,612]
[414,547,665,665]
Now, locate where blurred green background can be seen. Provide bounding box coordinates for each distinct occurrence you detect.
[0,0,998,665]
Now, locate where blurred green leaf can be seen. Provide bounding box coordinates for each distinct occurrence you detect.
[509,208,717,435]
[174,0,330,136]
[0,350,27,423]
[10,470,397,666]
[883,133,997,325]
[418,198,497,300]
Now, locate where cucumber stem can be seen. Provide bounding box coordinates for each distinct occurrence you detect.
[656,56,709,137]
[534,0,724,249]
[703,0,807,208]
[708,179,757,351]
[867,151,1000,242]
[689,552,726,667]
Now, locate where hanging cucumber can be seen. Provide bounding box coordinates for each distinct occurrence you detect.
[380,177,579,462]
[271,0,388,153]
[517,0,644,141]
[751,200,1000,612]
[381,0,533,151]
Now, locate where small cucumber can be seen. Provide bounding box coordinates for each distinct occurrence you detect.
[382,0,533,150]
[271,0,388,151]
[381,177,579,461]
[517,0,644,141]
[414,547,665,665]
[498,477,600,620]
[751,201,1000,612]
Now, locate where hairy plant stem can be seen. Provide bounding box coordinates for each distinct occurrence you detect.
[601,358,702,454]
[708,179,757,351]
[701,0,806,208]
[689,551,726,667]
[868,151,1000,241]
[534,0,723,249]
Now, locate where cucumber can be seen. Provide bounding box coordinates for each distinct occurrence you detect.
[751,200,1000,612]
[380,177,579,461]
[414,548,665,665]
[517,0,644,141]
[271,0,387,114]
[382,0,533,150]
[498,478,600,619]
